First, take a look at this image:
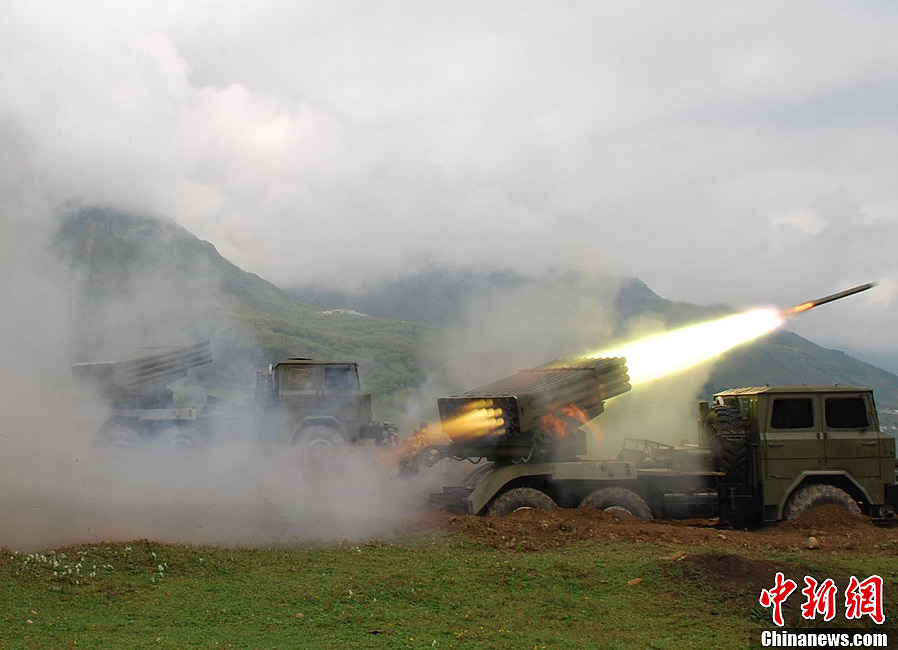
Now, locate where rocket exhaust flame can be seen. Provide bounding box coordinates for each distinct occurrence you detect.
[439,399,505,438]
[588,309,784,385]
[587,281,875,386]
[394,400,508,470]
[787,302,815,315]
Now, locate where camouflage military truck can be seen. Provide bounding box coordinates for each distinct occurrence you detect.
[254,358,397,447]
[415,358,898,526]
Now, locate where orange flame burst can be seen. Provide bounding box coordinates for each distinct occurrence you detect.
[388,420,444,473]
[539,403,589,438]
[785,302,814,315]
[392,400,507,471]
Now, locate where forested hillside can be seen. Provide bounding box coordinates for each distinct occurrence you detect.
[55,207,898,409]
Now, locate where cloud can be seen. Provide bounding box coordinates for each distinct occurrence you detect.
[1,0,897,357]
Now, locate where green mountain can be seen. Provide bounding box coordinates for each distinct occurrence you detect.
[287,271,729,330]
[55,207,426,401]
[55,207,898,412]
[287,270,898,408]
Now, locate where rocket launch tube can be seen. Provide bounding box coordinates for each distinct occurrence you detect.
[439,357,631,444]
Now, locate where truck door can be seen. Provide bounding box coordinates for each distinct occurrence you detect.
[322,364,364,425]
[822,393,881,491]
[762,394,825,512]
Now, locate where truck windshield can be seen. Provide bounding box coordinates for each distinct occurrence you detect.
[283,366,315,390]
[325,366,359,391]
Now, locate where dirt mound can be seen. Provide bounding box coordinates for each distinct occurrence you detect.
[758,505,895,552]
[441,506,898,554]
[782,503,868,530]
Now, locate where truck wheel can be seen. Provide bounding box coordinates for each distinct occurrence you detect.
[704,406,748,480]
[295,425,345,447]
[783,484,862,521]
[487,487,556,517]
[579,487,653,520]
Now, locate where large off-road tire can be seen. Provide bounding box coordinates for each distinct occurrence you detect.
[704,405,749,481]
[783,484,862,521]
[294,425,345,447]
[578,487,653,520]
[487,487,557,517]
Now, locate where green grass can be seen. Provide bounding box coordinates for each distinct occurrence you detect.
[3,533,895,650]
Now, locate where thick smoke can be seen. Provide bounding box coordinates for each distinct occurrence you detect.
[590,367,714,457]
[0,128,742,553]
[423,276,619,392]
[0,134,439,552]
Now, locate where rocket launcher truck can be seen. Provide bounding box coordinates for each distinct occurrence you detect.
[72,341,213,446]
[75,345,398,448]
[416,357,898,526]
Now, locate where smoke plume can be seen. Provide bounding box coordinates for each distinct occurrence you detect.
[0,137,439,552]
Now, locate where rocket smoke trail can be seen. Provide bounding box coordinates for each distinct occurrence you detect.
[588,282,876,386]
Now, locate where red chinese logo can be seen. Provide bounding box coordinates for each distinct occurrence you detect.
[800,576,837,622]
[759,572,797,627]
[845,575,885,625]
[759,573,886,627]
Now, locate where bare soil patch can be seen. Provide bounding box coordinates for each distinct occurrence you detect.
[677,552,794,600]
[441,504,898,555]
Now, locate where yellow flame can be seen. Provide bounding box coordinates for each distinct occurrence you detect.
[786,302,814,315]
[441,405,505,438]
[587,308,784,385]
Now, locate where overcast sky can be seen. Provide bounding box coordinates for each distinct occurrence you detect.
[2,1,897,363]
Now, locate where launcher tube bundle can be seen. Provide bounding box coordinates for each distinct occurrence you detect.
[436,357,630,462]
[72,341,213,405]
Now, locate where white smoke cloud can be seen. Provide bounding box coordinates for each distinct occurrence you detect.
[3,2,896,367]
[4,2,897,305]
[0,129,433,552]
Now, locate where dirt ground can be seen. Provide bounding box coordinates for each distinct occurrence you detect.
[441,504,898,555]
[441,504,898,624]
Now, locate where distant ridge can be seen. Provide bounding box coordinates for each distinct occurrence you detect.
[55,206,898,409]
[286,269,898,408]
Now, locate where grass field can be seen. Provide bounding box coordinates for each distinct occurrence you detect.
[2,511,896,649]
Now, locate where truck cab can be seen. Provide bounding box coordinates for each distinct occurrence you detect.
[254,358,395,446]
[707,386,897,523]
